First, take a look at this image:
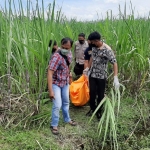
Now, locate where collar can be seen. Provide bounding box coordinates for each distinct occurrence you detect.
[97,42,104,50]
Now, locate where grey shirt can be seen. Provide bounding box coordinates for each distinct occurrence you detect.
[74,40,88,64]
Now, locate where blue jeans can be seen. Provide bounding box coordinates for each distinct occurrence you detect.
[51,84,71,127]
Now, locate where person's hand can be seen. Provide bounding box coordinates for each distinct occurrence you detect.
[49,91,55,100]
[113,76,120,89]
[69,72,73,84]
[69,72,72,77]
[83,67,89,76]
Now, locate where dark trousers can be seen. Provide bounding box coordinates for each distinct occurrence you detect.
[73,63,84,76]
[89,76,106,113]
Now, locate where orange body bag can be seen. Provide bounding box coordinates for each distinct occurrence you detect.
[69,75,89,106]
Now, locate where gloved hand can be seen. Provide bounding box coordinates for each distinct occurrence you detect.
[113,76,120,89]
[83,67,89,76]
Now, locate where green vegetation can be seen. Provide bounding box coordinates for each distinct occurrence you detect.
[0,97,150,150]
[0,0,150,150]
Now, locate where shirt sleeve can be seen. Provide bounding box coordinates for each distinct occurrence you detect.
[84,48,90,60]
[49,53,60,71]
[67,51,72,63]
[74,43,76,58]
[106,49,117,64]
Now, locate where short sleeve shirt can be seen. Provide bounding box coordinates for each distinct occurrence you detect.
[74,41,89,64]
[84,47,92,60]
[90,43,117,79]
[49,52,71,87]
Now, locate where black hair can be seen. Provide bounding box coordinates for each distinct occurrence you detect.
[87,34,91,40]
[48,40,57,47]
[78,33,85,38]
[61,37,73,47]
[88,31,101,40]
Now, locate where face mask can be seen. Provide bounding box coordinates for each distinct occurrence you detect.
[88,44,93,49]
[61,49,69,56]
[79,40,84,44]
[91,44,96,47]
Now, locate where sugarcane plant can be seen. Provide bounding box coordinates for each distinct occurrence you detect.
[0,0,150,128]
[89,84,125,150]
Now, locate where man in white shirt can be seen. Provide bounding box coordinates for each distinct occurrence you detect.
[74,33,88,76]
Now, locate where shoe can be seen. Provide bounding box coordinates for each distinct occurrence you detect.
[96,112,102,121]
[50,126,59,135]
[68,120,77,126]
[86,109,94,116]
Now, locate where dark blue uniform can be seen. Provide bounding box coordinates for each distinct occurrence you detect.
[84,47,92,61]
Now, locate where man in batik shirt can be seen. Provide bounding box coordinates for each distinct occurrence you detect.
[84,31,120,120]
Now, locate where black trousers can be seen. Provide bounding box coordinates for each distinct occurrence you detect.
[73,63,84,76]
[89,76,106,113]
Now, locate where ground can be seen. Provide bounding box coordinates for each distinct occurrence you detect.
[0,96,150,150]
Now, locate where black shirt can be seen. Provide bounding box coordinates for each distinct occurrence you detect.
[84,47,92,61]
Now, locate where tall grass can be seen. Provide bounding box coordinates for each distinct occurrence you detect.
[0,0,150,128]
[89,85,125,150]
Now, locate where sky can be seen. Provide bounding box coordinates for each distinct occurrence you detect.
[0,0,150,21]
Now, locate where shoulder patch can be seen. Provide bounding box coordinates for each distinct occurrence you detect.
[88,50,92,55]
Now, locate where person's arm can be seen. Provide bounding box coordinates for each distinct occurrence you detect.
[47,69,55,99]
[113,62,119,89]
[88,57,93,68]
[107,49,118,76]
[74,45,76,62]
[107,49,120,89]
[113,62,118,76]
[83,56,92,75]
[84,60,89,69]
[68,51,73,81]
[48,53,60,99]
[84,48,90,69]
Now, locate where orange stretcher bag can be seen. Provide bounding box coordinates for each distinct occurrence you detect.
[69,75,89,106]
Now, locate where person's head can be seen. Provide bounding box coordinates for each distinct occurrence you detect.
[61,37,73,49]
[88,31,102,48]
[78,33,85,44]
[48,40,58,53]
[87,34,92,44]
[87,39,91,44]
[87,34,93,49]
[60,37,73,55]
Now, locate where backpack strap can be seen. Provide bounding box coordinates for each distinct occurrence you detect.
[58,50,70,67]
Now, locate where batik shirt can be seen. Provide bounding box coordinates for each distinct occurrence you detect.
[90,43,116,79]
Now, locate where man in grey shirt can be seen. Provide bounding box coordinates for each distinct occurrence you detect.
[74,33,88,76]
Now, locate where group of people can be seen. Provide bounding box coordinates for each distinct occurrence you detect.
[47,31,120,135]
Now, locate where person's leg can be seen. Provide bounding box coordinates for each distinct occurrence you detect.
[61,84,71,123]
[96,79,106,119]
[51,84,62,128]
[73,63,80,76]
[86,76,97,116]
[78,64,84,75]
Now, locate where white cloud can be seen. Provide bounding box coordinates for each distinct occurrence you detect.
[105,0,120,3]
[62,0,150,20]
[0,0,150,21]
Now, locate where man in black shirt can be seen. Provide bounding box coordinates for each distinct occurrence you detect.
[84,40,92,69]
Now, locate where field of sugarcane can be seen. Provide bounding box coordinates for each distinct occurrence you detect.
[0,0,150,150]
